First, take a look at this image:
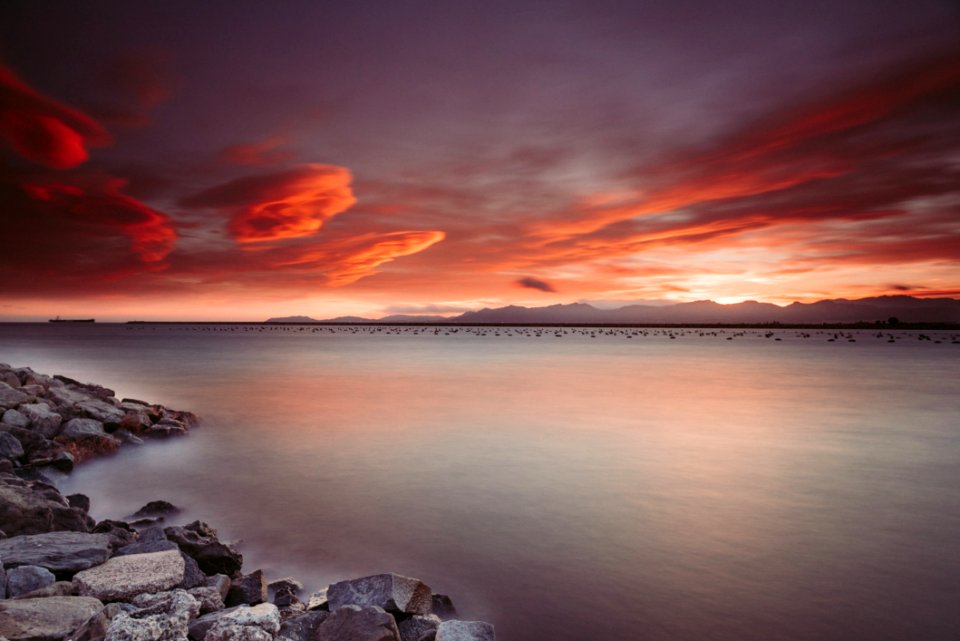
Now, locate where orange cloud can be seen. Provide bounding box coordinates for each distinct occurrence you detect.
[181,164,356,243]
[0,64,110,168]
[276,230,446,285]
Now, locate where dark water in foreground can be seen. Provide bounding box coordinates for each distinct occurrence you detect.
[2,323,959,640]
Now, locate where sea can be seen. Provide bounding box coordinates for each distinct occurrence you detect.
[1,322,959,641]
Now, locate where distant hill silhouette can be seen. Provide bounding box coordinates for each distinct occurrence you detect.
[266,295,960,325]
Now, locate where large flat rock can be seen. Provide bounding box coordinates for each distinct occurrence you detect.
[74,549,185,601]
[327,573,432,615]
[0,596,104,641]
[0,532,111,573]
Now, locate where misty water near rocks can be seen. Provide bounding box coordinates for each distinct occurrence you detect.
[2,323,959,640]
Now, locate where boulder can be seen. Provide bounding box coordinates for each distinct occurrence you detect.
[186,586,224,614]
[0,384,29,411]
[225,570,267,607]
[278,611,329,641]
[207,575,231,601]
[130,501,181,520]
[12,580,75,599]
[431,594,457,620]
[267,577,302,596]
[115,539,179,557]
[52,377,115,401]
[68,602,128,641]
[186,606,242,641]
[92,520,139,549]
[5,565,56,598]
[327,573,432,616]
[74,550,186,601]
[435,621,496,641]
[1,410,29,429]
[67,494,91,512]
[398,615,442,641]
[0,433,23,460]
[305,588,328,611]
[60,418,107,440]
[0,479,91,535]
[75,400,124,426]
[17,404,62,439]
[204,603,280,641]
[314,605,400,641]
[164,522,242,576]
[144,419,187,438]
[0,532,111,572]
[0,596,103,641]
[44,386,90,409]
[105,589,198,641]
[0,370,20,389]
[179,553,206,590]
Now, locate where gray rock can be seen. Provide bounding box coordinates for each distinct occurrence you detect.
[44,386,90,409]
[164,522,242,577]
[327,573,432,616]
[106,589,198,641]
[75,400,124,426]
[68,602,127,641]
[138,526,169,543]
[5,565,56,597]
[430,595,457,620]
[115,539,179,557]
[0,532,111,573]
[1,410,29,429]
[398,615,441,641]
[131,501,181,520]
[0,596,103,641]
[0,434,23,460]
[74,549,186,601]
[17,404,63,439]
[186,606,242,641]
[0,371,20,389]
[179,553,206,590]
[0,384,29,411]
[0,479,91,535]
[204,604,280,641]
[186,586,223,614]
[314,605,400,641]
[278,611,329,641]
[225,570,266,607]
[435,621,495,641]
[60,418,107,440]
[206,575,230,601]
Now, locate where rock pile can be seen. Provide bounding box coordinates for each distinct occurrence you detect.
[0,364,495,641]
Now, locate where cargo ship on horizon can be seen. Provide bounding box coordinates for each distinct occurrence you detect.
[48,316,95,323]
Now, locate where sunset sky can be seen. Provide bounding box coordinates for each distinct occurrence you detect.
[1,0,958,321]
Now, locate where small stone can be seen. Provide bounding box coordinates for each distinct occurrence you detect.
[5,565,56,598]
[435,621,496,641]
[225,570,267,607]
[73,550,186,601]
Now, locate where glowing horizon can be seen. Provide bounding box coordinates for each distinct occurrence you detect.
[1,1,958,321]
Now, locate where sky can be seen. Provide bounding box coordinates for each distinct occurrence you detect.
[1,0,958,321]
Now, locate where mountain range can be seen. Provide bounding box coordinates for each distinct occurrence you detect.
[266,296,960,325]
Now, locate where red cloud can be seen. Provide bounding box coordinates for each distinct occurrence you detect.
[21,176,176,264]
[0,65,110,168]
[219,135,293,167]
[181,164,356,243]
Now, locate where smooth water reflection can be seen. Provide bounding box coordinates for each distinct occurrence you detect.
[1,324,959,640]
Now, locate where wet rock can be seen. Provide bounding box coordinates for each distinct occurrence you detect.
[5,565,56,598]
[131,501,181,520]
[92,520,139,550]
[164,521,242,576]
[115,540,179,557]
[50,451,75,473]
[112,430,144,446]
[0,384,29,411]
[144,419,187,438]
[106,589,198,641]
[0,433,23,460]
[225,570,267,607]
[314,605,400,641]
[0,477,92,535]
[435,621,496,641]
[18,404,62,439]
[0,596,104,641]
[67,494,91,513]
[430,595,457,620]
[68,602,127,641]
[74,550,186,601]
[204,603,280,641]
[277,610,328,641]
[1,410,29,429]
[0,532,111,572]
[327,573,432,616]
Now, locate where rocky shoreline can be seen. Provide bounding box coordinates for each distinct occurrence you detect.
[0,363,495,641]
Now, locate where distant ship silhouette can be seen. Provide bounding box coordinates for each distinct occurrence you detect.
[48,316,95,323]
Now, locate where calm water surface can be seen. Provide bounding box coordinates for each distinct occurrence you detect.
[1,324,959,640]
